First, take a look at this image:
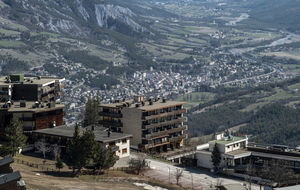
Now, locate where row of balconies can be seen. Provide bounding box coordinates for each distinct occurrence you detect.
[99,120,123,127]
[143,131,188,149]
[99,111,122,118]
[143,109,186,120]
[142,117,187,130]
[144,125,187,140]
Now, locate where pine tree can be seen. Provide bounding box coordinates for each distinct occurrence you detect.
[5,117,27,156]
[73,123,80,140]
[84,96,101,127]
[84,97,93,127]
[103,147,116,170]
[66,124,83,173]
[55,156,64,172]
[211,143,221,171]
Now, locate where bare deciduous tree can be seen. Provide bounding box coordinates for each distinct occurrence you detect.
[174,168,184,185]
[52,144,61,161]
[128,155,148,175]
[35,139,51,159]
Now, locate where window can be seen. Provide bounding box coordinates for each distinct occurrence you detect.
[122,148,127,154]
[122,139,127,144]
[109,142,115,146]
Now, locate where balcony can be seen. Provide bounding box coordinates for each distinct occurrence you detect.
[99,111,122,118]
[144,141,170,149]
[144,109,186,120]
[145,125,188,140]
[169,133,188,143]
[99,120,123,127]
[143,117,187,130]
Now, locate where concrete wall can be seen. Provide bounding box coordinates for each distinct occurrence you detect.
[197,151,227,169]
[196,151,214,169]
[225,141,244,153]
[121,108,142,147]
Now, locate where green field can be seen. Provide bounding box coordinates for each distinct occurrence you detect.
[0,28,20,37]
[175,92,216,109]
[0,40,25,48]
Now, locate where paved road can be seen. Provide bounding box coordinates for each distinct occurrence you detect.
[145,158,260,190]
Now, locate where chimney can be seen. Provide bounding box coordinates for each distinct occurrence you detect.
[134,95,145,103]
[107,130,111,137]
[162,98,167,103]
[91,125,95,131]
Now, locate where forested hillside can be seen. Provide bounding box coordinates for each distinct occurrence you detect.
[187,76,300,146]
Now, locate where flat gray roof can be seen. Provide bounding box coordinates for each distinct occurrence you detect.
[275,185,300,190]
[0,101,65,112]
[33,125,132,143]
[0,171,21,185]
[0,76,64,86]
[0,156,14,166]
[101,99,187,111]
[251,151,300,162]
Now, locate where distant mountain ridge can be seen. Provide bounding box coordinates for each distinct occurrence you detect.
[1,0,152,36]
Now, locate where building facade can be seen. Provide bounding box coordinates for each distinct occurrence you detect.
[0,74,65,102]
[0,101,65,134]
[99,96,188,153]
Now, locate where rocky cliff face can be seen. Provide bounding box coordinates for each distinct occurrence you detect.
[3,0,149,36]
[95,4,146,32]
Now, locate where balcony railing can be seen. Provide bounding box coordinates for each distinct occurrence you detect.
[145,125,188,140]
[99,112,122,118]
[143,117,187,130]
[144,109,186,120]
[144,141,170,149]
[169,133,188,143]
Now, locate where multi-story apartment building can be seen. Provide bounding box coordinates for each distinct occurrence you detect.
[0,74,65,135]
[99,95,188,153]
[0,74,65,102]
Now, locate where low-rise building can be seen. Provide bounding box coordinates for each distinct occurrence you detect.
[99,95,188,153]
[0,101,65,134]
[196,132,250,170]
[32,125,132,158]
[0,157,26,190]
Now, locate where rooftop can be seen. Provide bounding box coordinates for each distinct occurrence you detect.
[0,171,21,185]
[0,101,65,112]
[33,125,132,143]
[0,156,14,167]
[101,99,187,111]
[221,184,247,190]
[214,136,246,145]
[275,185,300,190]
[0,76,64,86]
